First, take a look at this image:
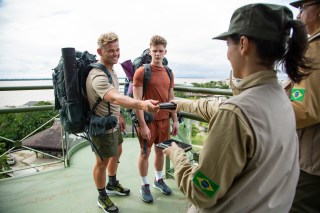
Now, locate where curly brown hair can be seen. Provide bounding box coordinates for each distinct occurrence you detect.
[150,35,167,48]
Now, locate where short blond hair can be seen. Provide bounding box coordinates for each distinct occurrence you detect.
[97,32,119,49]
[150,35,167,48]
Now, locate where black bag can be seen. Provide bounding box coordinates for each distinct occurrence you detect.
[131,111,154,125]
[52,49,97,134]
[88,114,118,136]
[53,49,116,160]
[52,49,114,135]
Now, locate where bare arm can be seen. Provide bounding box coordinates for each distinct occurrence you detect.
[133,85,152,140]
[132,86,148,127]
[103,88,159,113]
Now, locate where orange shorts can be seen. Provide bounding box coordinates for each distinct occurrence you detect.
[137,119,170,148]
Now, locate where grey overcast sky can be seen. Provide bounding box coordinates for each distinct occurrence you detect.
[0,0,298,80]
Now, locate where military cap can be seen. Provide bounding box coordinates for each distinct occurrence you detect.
[213,4,293,43]
[290,0,320,8]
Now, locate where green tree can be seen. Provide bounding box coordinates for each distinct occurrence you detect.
[174,91,188,98]
[191,81,230,89]
[191,134,205,146]
[0,101,58,178]
[0,142,10,178]
[191,123,199,137]
[0,101,58,149]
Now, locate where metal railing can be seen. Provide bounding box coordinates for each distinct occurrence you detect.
[0,82,233,178]
[0,84,64,177]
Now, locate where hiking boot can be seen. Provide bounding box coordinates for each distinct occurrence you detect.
[97,195,119,213]
[153,178,172,195]
[106,180,130,196]
[140,184,153,203]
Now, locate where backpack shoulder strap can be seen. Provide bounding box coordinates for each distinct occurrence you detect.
[143,64,151,98]
[164,65,173,91]
[89,62,113,84]
[164,65,172,82]
[142,64,173,98]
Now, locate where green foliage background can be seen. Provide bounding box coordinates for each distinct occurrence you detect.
[174,81,230,147]
[0,101,58,177]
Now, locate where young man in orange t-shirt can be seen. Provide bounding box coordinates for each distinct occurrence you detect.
[133,35,179,203]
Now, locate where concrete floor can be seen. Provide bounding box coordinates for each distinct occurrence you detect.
[0,137,189,213]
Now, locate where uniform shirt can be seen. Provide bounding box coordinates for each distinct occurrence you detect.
[289,27,320,128]
[285,26,320,175]
[171,71,299,212]
[86,67,120,132]
[133,64,174,120]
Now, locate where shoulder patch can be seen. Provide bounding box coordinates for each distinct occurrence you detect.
[291,88,305,101]
[193,171,220,198]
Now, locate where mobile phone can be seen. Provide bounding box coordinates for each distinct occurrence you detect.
[156,139,192,152]
[159,102,177,110]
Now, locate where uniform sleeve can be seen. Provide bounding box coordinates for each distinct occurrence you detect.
[132,67,144,87]
[175,98,221,122]
[169,104,255,208]
[291,72,320,129]
[290,42,320,129]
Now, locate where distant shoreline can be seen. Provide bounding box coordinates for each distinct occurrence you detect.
[0,78,52,81]
[0,77,222,81]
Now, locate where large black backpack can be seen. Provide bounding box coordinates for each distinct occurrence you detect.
[52,48,113,135]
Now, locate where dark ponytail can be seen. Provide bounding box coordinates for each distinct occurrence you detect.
[281,20,312,83]
[229,20,313,83]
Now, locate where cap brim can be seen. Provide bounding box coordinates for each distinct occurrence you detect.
[290,0,303,8]
[212,32,232,41]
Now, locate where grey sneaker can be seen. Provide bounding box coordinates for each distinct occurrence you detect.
[140,184,153,203]
[153,178,172,195]
[106,180,130,196]
[97,195,119,213]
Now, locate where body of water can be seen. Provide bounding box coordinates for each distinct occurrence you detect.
[0,78,226,107]
[0,80,54,108]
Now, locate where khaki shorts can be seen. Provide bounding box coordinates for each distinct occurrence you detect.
[91,129,123,158]
[137,119,170,148]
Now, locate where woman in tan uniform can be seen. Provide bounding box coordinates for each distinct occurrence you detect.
[163,4,311,213]
[288,1,320,212]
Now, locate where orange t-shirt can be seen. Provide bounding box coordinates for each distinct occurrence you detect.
[133,64,174,120]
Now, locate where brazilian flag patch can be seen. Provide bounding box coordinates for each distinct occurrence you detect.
[193,171,220,198]
[291,88,305,101]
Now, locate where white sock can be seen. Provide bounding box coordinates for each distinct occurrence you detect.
[141,176,149,185]
[155,171,163,181]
